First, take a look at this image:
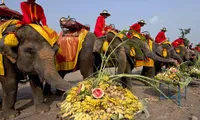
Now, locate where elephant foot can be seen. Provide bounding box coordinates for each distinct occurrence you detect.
[0,109,20,120]
[56,89,65,96]
[35,103,50,114]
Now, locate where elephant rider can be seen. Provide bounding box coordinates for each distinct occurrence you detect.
[155,27,171,57]
[195,45,200,52]
[127,20,146,38]
[0,0,48,62]
[16,0,47,27]
[172,37,185,48]
[0,0,47,81]
[155,27,167,44]
[126,20,147,60]
[94,10,111,37]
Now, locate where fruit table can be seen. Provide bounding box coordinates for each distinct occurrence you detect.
[159,82,188,106]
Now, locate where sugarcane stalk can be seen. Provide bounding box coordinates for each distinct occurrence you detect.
[2,0,4,4]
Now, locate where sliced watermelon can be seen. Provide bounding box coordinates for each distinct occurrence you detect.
[92,88,104,99]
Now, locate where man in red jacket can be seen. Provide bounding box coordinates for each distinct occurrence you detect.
[94,10,110,37]
[127,20,146,38]
[17,0,47,26]
[172,38,185,47]
[155,27,167,44]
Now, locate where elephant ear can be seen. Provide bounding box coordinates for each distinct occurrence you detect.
[155,45,165,57]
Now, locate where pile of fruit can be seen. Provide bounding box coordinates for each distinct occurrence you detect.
[189,67,200,79]
[154,67,190,83]
[57,76,143,120]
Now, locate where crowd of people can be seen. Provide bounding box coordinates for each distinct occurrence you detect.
[93,9,197,50]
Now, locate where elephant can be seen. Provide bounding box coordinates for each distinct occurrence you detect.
[93,31,178,88]
[43,17,96,96]
[174,45,197,62]
[0,24,73,119]
[151,41,183,75]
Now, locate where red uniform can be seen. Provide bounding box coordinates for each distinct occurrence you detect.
[172,38,184,47]
[155,31,166,43]
[195,46,200,52]
[18,2,47,26]
[127,23,141,38]
[94,15,105,37]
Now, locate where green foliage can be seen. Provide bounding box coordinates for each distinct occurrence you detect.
[179,28,191,38]
[179,28,191,46]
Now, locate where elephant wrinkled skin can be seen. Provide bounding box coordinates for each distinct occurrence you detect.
[0,25,73,119]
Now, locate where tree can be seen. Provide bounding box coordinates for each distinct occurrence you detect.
[179,28,191,38]
[179,28,191,46]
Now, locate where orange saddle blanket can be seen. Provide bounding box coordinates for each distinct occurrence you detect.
[56,29,88,71]
[56,32,79,62]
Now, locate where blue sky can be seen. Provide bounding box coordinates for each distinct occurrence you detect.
[4,0,200,45]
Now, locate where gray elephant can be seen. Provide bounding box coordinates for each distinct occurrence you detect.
[152,42,183,75]
[93,31,178,87]
[174,45,197,62]
[44,17,96,96]
[0,24,73,119]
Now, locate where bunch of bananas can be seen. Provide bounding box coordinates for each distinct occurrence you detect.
[57,76,143,120]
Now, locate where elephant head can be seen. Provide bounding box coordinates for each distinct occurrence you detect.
[153,43,183,63]
[3,25,72,91]
[174,45,196,62]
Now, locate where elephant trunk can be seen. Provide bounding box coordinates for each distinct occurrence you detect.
[146,51,176,64]
[172,52,183,63]
[35,48,73,91]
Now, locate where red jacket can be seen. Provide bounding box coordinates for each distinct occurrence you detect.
[172,38,184,47]
[18,2,47,26]
[94,15,105,37]
[195,46,200,52]
[127,23,141,38]
[155,31,166,43]
[130,23,141,33]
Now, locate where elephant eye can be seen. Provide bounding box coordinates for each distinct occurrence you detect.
[25,47,35,54]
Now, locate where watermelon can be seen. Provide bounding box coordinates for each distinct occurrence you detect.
[92,88,104,99]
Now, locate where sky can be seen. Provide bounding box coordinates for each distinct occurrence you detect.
[4,0,200,45]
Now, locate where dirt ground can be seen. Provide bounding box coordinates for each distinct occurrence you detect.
[0,67,199,120]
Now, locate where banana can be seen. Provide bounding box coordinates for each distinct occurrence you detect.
[58,79,143,120]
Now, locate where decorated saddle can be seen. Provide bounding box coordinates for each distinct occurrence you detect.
[60,16,90,31]
[0,3,23,20]
[56,28,88,71]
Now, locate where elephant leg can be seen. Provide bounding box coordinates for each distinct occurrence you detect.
[141,66,155,78]
[121,61,134,92]
[116,47,127,75]
[43,83,52,97]
[141,66,155,86]
[29,75,50,114]
[0,74,19,119]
